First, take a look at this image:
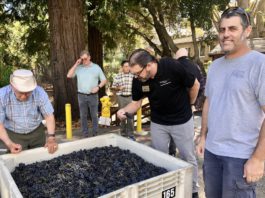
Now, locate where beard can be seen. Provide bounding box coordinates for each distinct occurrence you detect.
[138,71,151,82]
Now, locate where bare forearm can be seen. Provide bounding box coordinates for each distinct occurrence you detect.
[45,115,55,135]
[0,124,13,148]
[98,79,107,88]
[189,78,200,104]
[123,100,142,114]
[67,64,78,78]
[200,98,209,138]
[252,116,265,161]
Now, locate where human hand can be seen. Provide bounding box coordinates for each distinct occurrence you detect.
[119,86,125,90]
[9,143,22,154]
[75,58,82,65]
[45,137,58,154]
[117,109,127,120]
[196,136,206,157]
[243,157,264,183]
[91,86,100,93]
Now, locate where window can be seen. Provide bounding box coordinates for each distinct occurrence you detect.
[200,45,206,57]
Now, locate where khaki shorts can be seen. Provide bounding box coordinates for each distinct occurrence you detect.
[6,124,46,151]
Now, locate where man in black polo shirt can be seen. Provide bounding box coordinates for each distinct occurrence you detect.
[176,48,206,110]
[117,49,200,198]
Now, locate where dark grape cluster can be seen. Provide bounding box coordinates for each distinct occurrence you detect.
[12,146,167,198]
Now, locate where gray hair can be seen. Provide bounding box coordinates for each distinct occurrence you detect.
[80,50,90,57]
[128,49,156,68]
[220,7,251,30]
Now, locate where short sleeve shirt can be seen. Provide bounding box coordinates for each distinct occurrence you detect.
[132,57,195,125]
[0,85,54,134]
[112,72,134,96]
[205,51,265,158]
[74,63,106,94]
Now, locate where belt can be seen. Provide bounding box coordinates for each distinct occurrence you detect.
[6,123,44,135]
[77,92,96,96]
[120,95,131,97]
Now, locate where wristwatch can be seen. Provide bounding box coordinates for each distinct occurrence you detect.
[47,134,55,138]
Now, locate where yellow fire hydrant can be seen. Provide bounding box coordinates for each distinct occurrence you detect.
[99,96,112,126]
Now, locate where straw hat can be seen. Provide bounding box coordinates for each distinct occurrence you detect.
[10,69,37,92]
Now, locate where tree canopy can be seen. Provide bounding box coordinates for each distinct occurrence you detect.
[1,0,264,119]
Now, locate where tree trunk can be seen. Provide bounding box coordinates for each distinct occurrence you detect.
[88,24,103,68]
[88,22,106,99]
[48,0,86,120]
[190,18,200,61]
[256,0,265,37]
[237,0,249,8]
[190,17,206,75]
[145,3,175,57]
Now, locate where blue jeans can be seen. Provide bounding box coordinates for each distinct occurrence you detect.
[203,149,256,198]
[78,93,98,135]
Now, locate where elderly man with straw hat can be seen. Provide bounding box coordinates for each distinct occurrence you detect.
[0,69,58,154]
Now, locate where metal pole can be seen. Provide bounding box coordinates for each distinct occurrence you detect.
[136,108,142,132]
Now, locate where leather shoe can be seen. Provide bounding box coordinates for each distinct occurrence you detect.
[192,192,199,198]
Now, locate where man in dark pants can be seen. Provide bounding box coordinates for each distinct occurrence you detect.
[67,50,107,137]
[0,69,58,154]
[176,48,205,110]
[117,49,200,198]
[197,7,265,197]
[112,60,135,139]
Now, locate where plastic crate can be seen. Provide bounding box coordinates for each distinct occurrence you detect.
[0,133,193,198]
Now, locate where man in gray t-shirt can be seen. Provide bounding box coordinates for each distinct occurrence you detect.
[197,7,265,198]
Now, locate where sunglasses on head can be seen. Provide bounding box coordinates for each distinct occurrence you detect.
[221,7,250,26]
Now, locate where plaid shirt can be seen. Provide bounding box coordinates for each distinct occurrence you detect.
[0,85,54,134]
[112,72,134,96]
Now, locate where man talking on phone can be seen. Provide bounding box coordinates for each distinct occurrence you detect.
[67,50,107,138]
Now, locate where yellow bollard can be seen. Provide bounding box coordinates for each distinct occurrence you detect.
[65,103,72,139]
[135,107,148,136]
[136,108,142,132]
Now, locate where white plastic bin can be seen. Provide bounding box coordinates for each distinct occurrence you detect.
[0,133,193,198]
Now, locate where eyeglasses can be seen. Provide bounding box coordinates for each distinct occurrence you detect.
[15,90,32,97]
[221,7,250,26]
[133,65,146,77]
[18,91,32,96]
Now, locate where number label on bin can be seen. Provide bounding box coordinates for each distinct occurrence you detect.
[162,187,176,198]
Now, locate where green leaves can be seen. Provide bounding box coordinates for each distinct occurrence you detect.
[0,64,12,87]
[178,0,229,31]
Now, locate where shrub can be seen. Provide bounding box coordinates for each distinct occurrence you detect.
[0,65,12,88]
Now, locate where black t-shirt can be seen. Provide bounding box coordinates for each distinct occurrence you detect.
[178,56,205,97]
[132,57,195,125]
[178,56,201,82]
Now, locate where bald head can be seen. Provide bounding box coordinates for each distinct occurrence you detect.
[175,48,188,59]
